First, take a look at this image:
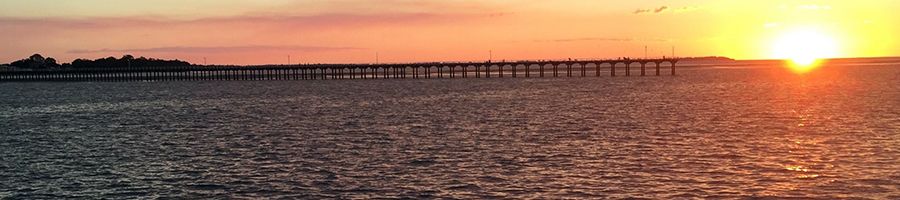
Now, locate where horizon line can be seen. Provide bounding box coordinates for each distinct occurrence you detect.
[4,54,900,66]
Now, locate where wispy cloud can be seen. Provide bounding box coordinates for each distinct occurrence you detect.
[633,6,699,14]
[0,11,503,30]
[634,6,669,14]
[68,45,364,54]
[535,37,669,43]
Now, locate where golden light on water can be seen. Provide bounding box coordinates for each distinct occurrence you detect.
[787,59,824,74]
[770,28,840,73]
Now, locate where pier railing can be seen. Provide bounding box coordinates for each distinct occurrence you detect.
[0,59,677,82]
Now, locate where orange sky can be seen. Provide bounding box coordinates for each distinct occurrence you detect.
[1,0,898,64]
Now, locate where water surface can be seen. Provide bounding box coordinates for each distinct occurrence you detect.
[1,65,898,199]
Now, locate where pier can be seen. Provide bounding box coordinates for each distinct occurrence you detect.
[0,59,677,82]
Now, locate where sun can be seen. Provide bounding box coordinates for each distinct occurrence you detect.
[770,28,840,73]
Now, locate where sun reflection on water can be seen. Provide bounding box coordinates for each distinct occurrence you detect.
[796,174,820,179]
[774,79,835,191]
[784,165,809,172]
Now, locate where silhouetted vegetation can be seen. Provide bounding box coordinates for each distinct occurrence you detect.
[8,54,61,69]
[4,54,192,70]
[68,55,191,69]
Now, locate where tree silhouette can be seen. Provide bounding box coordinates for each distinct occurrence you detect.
[10,54,59,69]
[29,54,45,64]
[7,54,191,70]
[45,57,60,68]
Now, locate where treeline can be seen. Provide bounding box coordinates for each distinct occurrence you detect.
[70,55,191,68]
[6,54,61,69]
[3,54,193,70]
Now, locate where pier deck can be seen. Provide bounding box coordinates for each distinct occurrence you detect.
[0,59,678,82]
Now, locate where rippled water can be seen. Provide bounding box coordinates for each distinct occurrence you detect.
[1,64,899,199]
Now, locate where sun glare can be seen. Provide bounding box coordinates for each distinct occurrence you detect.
[771,28,840,73]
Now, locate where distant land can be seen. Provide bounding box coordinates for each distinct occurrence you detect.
[0,54,191,70]
[2,54,898,71]
[677,56,900,67]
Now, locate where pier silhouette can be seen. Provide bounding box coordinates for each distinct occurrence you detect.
[0,58,677,82]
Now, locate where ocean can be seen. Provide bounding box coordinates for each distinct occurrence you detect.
[1,63,898,199]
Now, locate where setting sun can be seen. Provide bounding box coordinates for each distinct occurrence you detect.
[770,28,840,72]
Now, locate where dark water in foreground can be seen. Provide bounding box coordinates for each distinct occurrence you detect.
[1,65,899,199]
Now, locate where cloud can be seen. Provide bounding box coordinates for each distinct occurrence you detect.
[634,6,668,14]
[68,45,364,54]
[0,11,501,30]
[633,6,700,14]
[274,0,503,15]
[655,6,669,13]
[0,0,510,31]
[538,37,634,42]
[633,9,651,14]
[534,37,669,43]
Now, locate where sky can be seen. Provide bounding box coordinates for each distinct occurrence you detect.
[1,0,898,64]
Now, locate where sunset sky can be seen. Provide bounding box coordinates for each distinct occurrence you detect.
[1,0,898,64]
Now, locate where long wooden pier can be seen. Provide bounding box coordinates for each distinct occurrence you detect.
[0,59,677,82]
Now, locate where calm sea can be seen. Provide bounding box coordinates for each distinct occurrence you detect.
[1,64,898,199]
